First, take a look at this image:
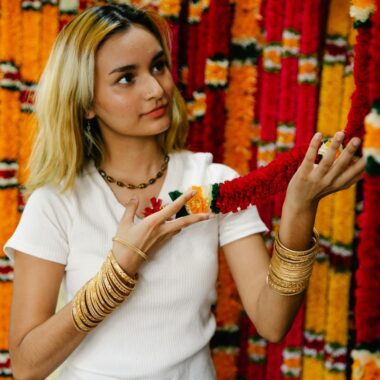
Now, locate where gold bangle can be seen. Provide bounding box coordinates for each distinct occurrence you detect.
[98,262,123,306]
[108,250,138,285]
[85,286,105,321]
[92,273,114,314]
[102,268,126,302]
[112,236,148,261]
[75,291,98,328]
[106,261,134,296]
[72,298,92,332]
[267,274,307,296]
[275,228,320,256]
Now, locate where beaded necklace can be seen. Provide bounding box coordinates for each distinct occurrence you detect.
[98,155,169,190]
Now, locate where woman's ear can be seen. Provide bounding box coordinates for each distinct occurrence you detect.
[85,109,96,119]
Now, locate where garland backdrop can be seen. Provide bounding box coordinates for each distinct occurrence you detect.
[0,0,379,379]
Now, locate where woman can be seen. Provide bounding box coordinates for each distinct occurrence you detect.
[4,4,364,380]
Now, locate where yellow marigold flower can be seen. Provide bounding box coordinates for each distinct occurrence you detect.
[186,186,210,214]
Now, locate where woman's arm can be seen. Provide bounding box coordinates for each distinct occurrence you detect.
[9,252,87,380]
[223,132,365,342]
[9,190,212,379]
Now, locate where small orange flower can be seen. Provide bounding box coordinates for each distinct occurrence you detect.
[185,186,210,214]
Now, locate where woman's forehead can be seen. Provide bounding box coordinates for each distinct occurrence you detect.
[96,25,162,69]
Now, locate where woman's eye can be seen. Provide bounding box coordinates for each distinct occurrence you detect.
[118,73,134,85]
[152,60,167,74]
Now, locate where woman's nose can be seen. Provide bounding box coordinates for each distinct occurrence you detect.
[144,75,164,100]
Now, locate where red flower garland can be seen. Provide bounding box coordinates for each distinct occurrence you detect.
[295,0,325,146]
[344,26,371,148]
[216,144,308,213]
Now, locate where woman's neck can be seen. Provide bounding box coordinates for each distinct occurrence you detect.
[100,136,165,183]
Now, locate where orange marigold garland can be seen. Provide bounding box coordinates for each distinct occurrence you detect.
[0,1,22,377]
[223,0,261,174]
[59,0,79,29]
[41,1,59,69]
[322,26,356,373]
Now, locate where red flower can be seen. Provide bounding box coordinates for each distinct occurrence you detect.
[143,197,163,217]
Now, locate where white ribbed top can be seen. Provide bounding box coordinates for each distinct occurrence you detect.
[4,151,267,379]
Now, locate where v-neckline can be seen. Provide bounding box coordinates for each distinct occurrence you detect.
[90,154,174,220]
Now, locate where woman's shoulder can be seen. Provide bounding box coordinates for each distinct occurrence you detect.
[170,150,240,183]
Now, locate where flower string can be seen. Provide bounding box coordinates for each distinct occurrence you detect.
[0,0,22,372]
[352,0,380,378]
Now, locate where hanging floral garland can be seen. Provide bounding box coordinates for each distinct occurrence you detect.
[158,0,181,83]
[258,0,284,169]
[220,1,263,376]
[301,1,353,379]
[351,1,380,378]
[0,0,22,376]
[275,2,305,379]
[322,8,356,380]
[59,0,79,29]
[184,0,209,152]
[223,0,261,174]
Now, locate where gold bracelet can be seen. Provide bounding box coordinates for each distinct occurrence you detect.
[86,280,108,320]
[75,290,98,328]
[106,261,134,295]
[108,250,138,285]
[267,228,319,296]
[102,267,126,302]
[72,297,92,332]
[85,285,105,321]
[93,273,114,314]
[267,274,307,296]
[275,228,320,257]
[112,236,148,261]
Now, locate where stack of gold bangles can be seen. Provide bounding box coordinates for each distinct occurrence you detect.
[72,250,139,332]
[267,229,320,296]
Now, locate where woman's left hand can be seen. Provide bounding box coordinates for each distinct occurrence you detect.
[285,131,365,211]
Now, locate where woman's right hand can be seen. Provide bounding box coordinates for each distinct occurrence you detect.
[112,190,214,274]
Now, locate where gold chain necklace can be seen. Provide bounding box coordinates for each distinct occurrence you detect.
[98,155,169,190]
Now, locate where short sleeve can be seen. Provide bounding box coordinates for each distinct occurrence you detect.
[207,163,268,247]
[3,185,71,264]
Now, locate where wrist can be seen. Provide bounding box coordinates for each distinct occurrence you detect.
[282,196,318,218]
[112,244,143,276]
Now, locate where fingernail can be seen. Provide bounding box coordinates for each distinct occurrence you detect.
[190,190,197,196]
[208,213,215,219]
[352,138,360,147]
[314,132,322,140]
[336,131,344,141]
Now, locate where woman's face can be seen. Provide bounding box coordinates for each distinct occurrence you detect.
[88,25,175,141]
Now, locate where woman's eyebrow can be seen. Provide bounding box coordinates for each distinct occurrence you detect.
[108,50,165,75]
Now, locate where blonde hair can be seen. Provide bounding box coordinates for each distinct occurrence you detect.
[25,4,188,194]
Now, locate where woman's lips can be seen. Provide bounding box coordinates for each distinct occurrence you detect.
[143,105,167,118]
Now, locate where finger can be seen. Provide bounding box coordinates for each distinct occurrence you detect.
[314,131,345,177]
[331,156,365,189]
[299,132,323,173]
[161,212,214,234]
[121,196,139,224]
[153,189,198,223]
[322,137,361,183]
